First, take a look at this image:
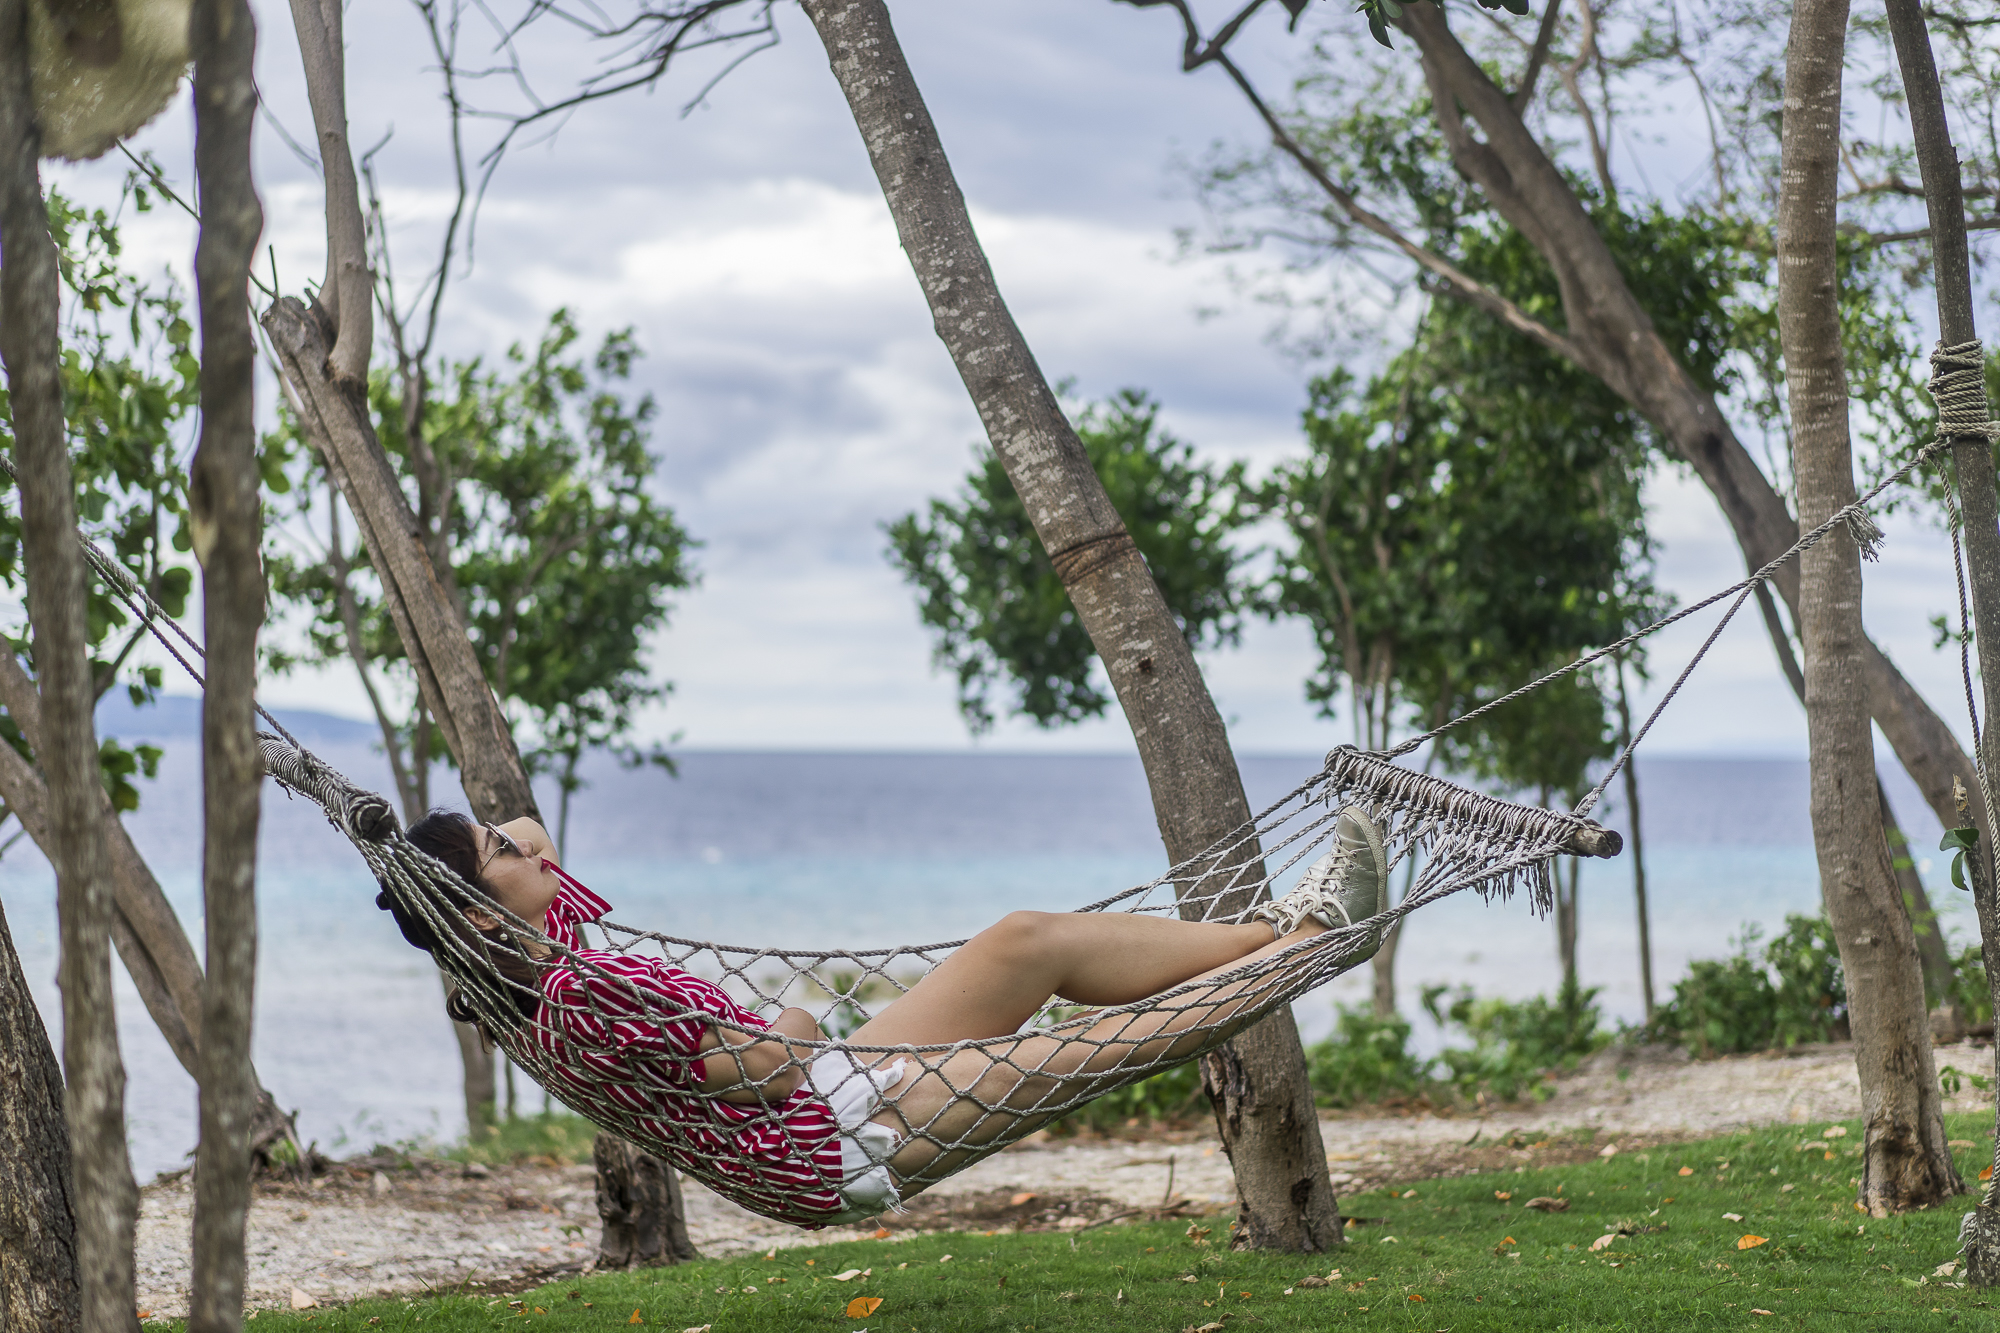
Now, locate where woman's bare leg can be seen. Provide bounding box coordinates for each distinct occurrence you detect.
[847,911,1285,1049]
[859,917,1344,1194]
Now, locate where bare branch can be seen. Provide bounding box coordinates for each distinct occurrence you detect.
[1555,0,1612,198]
[1512,0,1563,112]
[1864,214,2000,244]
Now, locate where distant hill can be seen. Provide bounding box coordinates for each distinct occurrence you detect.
[95,693,377,744]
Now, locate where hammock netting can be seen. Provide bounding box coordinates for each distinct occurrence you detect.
[259,732,1618,1221]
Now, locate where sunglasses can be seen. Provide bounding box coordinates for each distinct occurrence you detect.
[477,823,526,877]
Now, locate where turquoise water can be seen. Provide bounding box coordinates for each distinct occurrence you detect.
[0,735,1964,1179]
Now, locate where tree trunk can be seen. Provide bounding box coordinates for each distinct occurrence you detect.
[1878,781,1955,1010]
[800,0,1339,1252]
[1780,0,1961,1215]
[1614,663,1655,1024]
[1555,857,1579,991]
[1,5,140,1323]
[1379,4,1987,860]
[0,891,79,1331]
[1370,917,1402,1019]
[187,2,266,1325]
[592,1134,697,1269]
[1879,0,2000,1279]
[0,644,298,1163]
[1755,564,1959,1010]
[449,979,497,1137]
[265,1,696,1253]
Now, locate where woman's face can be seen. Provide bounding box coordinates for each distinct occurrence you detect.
[470,823,560,931]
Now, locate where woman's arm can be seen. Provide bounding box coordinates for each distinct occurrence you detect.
[695,1007,825,1104]
[498,816,558,867]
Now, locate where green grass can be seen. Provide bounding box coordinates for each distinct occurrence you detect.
[208,1113,1999,1331]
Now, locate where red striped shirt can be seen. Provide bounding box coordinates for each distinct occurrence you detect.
[524,865,852,1227]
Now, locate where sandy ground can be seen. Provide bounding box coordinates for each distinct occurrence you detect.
[134,1040,2000,1319]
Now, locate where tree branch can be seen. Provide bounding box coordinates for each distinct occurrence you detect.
[1126,0,1583,365]
[287,0,372,383]
[1511,0,1563,112]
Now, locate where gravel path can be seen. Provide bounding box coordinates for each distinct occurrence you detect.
[133,1040,1998,1319]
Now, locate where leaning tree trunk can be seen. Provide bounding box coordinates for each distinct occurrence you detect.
[0,5,140,1325]
[0,892,78,1331]
[268,0,686,1255]
[800,0,1340,1252]
[1379,3,1990,857]
[1880,0,2000,1280]
[0,644,298,1162]
[1779,0,1961,1215]
[187,2,266,1327]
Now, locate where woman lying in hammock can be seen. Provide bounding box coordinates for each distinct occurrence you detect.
[389,809,1388,1229]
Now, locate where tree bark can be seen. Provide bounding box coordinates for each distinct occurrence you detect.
[187,1,265,1325]
[1880,0,2000,1279]
[1780,0,1961,1215]
[1373,4,1990,861]
[800,0,1339,1252]
[0,890,79,1331]
[1,3,139,1318]
[591,1134,698,1269]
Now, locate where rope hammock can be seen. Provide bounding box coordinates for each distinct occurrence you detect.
[12,338,1989,1228]
[256,732,1616,1225]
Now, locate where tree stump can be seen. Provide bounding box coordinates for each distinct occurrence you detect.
[592,1135,697,1269]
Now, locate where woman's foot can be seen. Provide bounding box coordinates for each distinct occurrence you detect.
[1252,808,1390,954]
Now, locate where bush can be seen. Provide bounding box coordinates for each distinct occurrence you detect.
[1305,1003,1431,1107]
[1946,941,1992,1028]
[452,1111,599,1166]
[1424,975,1608,1101]
[1650,915,1846,1056]
[1054,1060,1208,1135]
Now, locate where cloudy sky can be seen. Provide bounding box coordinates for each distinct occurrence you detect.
[39,0,1976,759]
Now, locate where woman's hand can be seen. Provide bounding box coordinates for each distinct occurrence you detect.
[497,816,557,866]
[695,1007,825,1104]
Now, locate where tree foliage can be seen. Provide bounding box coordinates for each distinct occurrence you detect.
[268,310,696,843]
[0,189,226,817]
[884,390,1242,734]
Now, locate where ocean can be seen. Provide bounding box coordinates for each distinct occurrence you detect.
[0,699,1959,1181]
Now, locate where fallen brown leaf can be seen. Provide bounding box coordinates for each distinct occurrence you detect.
[1524,1197,1569,1213]
[845,1296,883,1318]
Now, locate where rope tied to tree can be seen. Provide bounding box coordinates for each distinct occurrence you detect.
[1930,340,2000,446]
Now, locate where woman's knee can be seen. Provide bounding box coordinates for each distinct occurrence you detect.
[973,910,1057,963]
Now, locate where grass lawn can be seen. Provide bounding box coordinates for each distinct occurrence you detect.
[207,1113,1998,1332]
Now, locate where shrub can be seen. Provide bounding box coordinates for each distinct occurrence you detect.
[452,1111,599,1165]
[1947,942,1992,1029]
[1650,915,1846,1056]
[1424,975,1608,1101]
[1054,1060,1208,1135]
[1305,1003,1432,1107]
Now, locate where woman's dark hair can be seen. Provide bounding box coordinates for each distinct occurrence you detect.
[387,809,543,1036]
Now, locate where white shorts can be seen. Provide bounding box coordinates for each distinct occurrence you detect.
[807,1050,908,1223]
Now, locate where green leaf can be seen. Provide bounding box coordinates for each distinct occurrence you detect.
[1941,826,1980,891]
